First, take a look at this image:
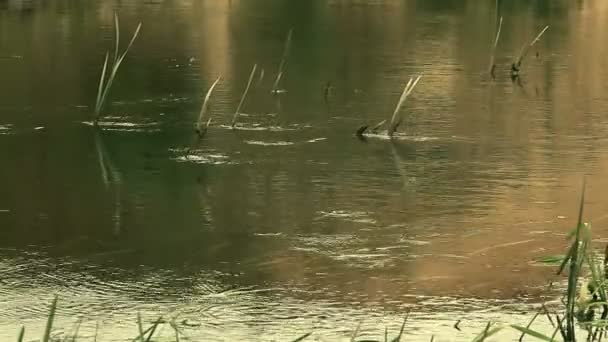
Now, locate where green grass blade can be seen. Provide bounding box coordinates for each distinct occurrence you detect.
[144,317,163,342]
[518,310,540,342]
[197,76,221,135]
[511,325,554,341]
[471,322,502,342]
[232,64,258,128]
[350,322,361,342]
[42,296,58,342]
[94,52,109,117]
[17,326,24,342]
[557,242,574,275]
[272,28,293,92]
[119,22,142,64]
[290,332,312,342]
[70,319,82,341]
[389,313,409,342]
[98,21,141,119]
[137,312,145,342]
[113,12,120,64]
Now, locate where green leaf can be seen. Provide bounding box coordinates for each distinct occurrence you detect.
[511,325,554,341]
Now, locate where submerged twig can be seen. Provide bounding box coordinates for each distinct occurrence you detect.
[489,16,503,79]
[272,29,293,93]
[511,25,549,78]
[94,13,142,124]
[196,76,221,137]
[388,75,422,137]
[232,64,257,128]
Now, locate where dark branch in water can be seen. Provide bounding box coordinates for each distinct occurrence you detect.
[355,125,369,139]
[323,81,332,102]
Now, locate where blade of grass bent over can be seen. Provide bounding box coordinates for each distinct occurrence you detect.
[196,76,221,136]
[510,325,554,341]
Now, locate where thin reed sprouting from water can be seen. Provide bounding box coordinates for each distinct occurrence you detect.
[232,64,258,128]
[489,16,503,79]
[511,25,549,78]
[272,29,293,93]
[388,75,422,137]
[196,76,221,137]
[94,13,142,124]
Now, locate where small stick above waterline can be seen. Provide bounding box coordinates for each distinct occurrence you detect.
[511,25,549,77]
[232,64,258,128]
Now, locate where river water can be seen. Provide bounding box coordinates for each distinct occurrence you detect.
[1,0,608,340]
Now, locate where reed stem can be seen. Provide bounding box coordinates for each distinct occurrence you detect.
[232,64,258,128]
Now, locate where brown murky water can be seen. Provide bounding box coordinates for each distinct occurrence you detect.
[1,0,608,340]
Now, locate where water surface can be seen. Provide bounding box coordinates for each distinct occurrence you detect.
[1,0,608,340]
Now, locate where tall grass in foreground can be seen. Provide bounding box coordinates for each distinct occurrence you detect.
[94,13,142,124]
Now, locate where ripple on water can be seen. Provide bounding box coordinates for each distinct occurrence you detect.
[244,140,294,146]
[219,123,311,132]
[81,116,161,132]
[317,210,377,224]
[361,132,440,142]
[0,124,13,134]
[170,147,234,165]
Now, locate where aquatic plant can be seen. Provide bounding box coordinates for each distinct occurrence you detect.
[489,16,503,79]
[511,25,549,78]
[271,29,293,94]
[355,75,421,139]
[196,76,221,138]
[94,13,142,124]
[232,64,258,128]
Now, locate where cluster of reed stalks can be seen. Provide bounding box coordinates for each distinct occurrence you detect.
[94,13,141,125]
[487,1,549,80]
